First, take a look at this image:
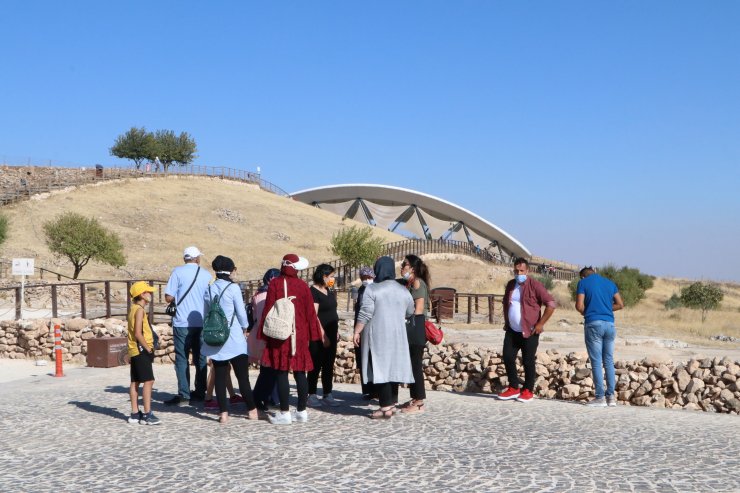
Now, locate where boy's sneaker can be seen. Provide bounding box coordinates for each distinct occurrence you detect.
[606,396,617,407]
[268,411,292,425]
[204,399,219,410]
[307,394,322,408]
[497,387,521,400]
[292,410,308,423]
[322,393,340,407]
[516,389,534,403]
[128,411,143,424]
[140,412,161,425]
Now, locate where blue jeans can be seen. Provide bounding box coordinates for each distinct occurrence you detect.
[584,320,616,398]
[172,326,207,400]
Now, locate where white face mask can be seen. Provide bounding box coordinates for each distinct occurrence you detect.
[362,279,373,287]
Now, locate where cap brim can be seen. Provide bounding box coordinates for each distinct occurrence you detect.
[293,257,309,270]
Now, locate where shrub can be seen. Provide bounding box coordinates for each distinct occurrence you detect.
[568,264,653,307]
[43,212,126,279]
[330,226,384,268]
[0,213,8,247]
[664,294,682,310]
[533,275,554,291]
[680,282,724,323]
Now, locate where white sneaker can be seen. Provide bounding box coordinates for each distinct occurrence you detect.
[268,411,292,425]
[586,397,608,407]
[292,409,308,423]
[307,394,322,408]
[322,393,340,407]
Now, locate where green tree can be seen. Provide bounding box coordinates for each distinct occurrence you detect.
[680,282,724,323]
[43,212,126,279]
[152,130,197,171]
[330,226,385,268]
[0,213,8,247]
[533,275,554,291]
[110,127,156,169]
[569,264,653,307]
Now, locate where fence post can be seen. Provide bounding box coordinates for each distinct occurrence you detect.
[148,280,155,322]
[53,323,64,377]
[15,286,22,319]
[80,283,86,319]
[126,281,132,314]
[105,281,111,318]
[467,296,472,324]
[488,295,494,324]
[51,284,58,318]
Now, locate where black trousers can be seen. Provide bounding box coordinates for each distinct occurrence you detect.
[408,344,426,400]
[377,382,401,408]
[253,365,277,408]
[213,354,256,413]
[355,343,376,396]
[276,370,308,412]
[502,329,540,392]
[308,339,338,395]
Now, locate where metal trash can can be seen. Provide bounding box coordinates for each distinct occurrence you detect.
[95,164,104,178]
[430,287,456,321]
[86,337,128,368]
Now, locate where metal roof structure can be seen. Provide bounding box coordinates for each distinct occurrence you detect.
[290,184,531,261]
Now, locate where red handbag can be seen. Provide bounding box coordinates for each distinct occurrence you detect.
[424,320,444,345]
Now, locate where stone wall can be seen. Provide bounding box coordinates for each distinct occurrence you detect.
[2,318,739,415]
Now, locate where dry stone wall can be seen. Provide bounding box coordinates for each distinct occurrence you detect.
[2,319,739,415]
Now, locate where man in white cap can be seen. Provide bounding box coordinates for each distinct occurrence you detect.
[164,246,211,406]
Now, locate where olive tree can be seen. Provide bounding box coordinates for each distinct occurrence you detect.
[43,212,126,279]
[110,127,156,169]
[152,130,197,171]
[680,282,724,323]
[330,226,384,268]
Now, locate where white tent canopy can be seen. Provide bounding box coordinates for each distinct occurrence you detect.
[291,184,531,260]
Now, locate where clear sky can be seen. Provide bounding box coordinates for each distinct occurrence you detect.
[2,2,738,281]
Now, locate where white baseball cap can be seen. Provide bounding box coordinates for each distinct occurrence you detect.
[183,246,203,260]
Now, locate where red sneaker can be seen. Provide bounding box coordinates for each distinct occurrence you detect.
[497,387,521,400]
[230,394,244,404]
[516,389,534,402]
[204,399,218,410]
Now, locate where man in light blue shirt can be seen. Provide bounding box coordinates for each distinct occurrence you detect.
[164,246,212,406]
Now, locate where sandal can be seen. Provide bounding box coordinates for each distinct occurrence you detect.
[397,400,414,410]
[370,406,394,420]
[401,401,425,414]
[218,413,229,424]
[246,409,259,421]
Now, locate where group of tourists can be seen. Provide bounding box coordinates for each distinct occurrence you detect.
[126,246,624,426]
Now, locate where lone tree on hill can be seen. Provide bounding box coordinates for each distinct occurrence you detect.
[680,282,724,323]
[110,127,156,169]
[43,212,126,279]
[330,226,385,268]
[0,213,8,247]
[152,130,198,172]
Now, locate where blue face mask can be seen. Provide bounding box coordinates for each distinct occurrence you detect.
[516,274,527,284]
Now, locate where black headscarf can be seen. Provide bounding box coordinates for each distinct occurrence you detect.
[212,255,236,282]
[373,256,396,283]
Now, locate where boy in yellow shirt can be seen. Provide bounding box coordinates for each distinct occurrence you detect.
[127,281,161,425]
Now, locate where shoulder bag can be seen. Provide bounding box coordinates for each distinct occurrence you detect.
[166,266,201,317]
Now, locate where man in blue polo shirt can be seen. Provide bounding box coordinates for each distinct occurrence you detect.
[576,267,625,407]
[164,246,212,406]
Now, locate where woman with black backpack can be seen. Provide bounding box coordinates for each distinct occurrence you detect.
[201,255,258,424]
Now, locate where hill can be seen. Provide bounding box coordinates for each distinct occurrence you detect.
[0,175,404,281]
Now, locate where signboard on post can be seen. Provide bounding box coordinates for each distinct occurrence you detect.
[12,258,34,276]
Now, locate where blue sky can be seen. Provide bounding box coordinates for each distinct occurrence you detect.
[2,2,739,281]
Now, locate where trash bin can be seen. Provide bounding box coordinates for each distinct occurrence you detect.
[87,337,128,368]
[430,287,456,321]
[95,164,103,178]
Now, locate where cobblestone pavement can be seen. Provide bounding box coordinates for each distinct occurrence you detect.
[1,365,739,493]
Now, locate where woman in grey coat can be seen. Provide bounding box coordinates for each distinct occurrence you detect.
[353,256,415,419]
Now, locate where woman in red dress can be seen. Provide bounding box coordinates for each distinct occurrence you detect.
[259,253,322,425]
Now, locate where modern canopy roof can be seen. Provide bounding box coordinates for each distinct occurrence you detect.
[290,184,531,261]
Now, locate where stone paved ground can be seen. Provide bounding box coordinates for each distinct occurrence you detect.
[1,364,739,493]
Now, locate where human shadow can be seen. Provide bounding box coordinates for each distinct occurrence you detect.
[69,400,129,422]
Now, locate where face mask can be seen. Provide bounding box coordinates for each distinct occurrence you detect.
[516,274,527,284]
[326,279,335,288]
[362,279,373,287]
[402,272,412,281]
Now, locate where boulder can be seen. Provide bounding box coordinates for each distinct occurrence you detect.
[560,384,581,399]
